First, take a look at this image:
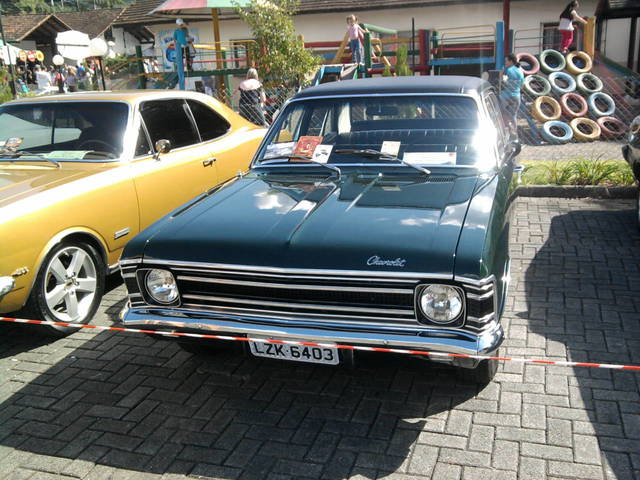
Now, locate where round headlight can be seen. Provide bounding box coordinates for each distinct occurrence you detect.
[145,269,179,304]
[419,285,463,324]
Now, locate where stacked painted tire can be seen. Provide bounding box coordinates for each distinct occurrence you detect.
[519,49,622,143]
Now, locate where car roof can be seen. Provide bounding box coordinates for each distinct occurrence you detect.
[3,90,215,106]
[294,76,492,100]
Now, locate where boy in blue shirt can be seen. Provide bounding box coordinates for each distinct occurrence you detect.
[500,53,525,136]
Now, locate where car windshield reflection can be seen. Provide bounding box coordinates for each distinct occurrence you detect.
[256,95,496,169]
[0,102,129,162]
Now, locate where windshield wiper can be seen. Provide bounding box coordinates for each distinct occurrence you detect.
[259,155,341,178]
[0,150,60,168]
[334,148,431,175]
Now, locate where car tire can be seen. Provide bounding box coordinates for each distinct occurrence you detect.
[22,241,105,336]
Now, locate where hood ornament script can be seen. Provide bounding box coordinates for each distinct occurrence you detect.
[367,256,407,267]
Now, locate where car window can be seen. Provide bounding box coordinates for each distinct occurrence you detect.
[135,122,152,157]
[484,92,507,157]
[0,102,128,158]
[140,99,199,149]
[187,100,230,141]
[258,96,483,167]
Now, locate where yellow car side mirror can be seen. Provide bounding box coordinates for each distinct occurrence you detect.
[154,139,172,160]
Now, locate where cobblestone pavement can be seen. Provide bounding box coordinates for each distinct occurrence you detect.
[1,198,640,480]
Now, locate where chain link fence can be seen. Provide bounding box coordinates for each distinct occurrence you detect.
[514,69,640,162]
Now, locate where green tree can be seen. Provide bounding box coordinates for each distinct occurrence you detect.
[395,44,412,76]
[235,0,320,86]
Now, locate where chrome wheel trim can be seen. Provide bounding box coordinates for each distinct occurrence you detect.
[43,246,97,323]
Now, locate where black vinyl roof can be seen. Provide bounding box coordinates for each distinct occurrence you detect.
[294,76,491,99]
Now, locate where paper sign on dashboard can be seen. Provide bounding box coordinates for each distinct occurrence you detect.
[312,144,333,164]
[380,141,400,156]
[403,152,457,165]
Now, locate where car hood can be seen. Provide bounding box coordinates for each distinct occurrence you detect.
[0,162,108,210]
[140,172,482,276]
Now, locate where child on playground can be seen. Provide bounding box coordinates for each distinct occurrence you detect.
[558,1,587,54]
[347,15,366,65]
[500,53,525,136]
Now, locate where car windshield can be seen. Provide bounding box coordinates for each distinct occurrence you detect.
[0,102,129,161]
[255,95,496,170]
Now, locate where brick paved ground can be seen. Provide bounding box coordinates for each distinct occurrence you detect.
[1,197,640,480]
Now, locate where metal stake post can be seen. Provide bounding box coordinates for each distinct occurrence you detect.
[0,8,17,99]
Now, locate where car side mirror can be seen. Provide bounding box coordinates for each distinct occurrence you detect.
[510,138,521,157]
[154,139,171,160]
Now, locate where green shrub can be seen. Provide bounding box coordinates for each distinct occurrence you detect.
[395,44,412,76]
[519,159,634,186]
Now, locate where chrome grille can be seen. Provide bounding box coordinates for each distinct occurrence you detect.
[173,266,419,326]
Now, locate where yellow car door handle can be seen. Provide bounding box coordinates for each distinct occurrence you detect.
[202,158,217,167]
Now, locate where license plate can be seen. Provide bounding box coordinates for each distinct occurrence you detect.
[248,340,339,365]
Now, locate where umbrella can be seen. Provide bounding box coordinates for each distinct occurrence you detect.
[0,40,21,65]
[56,30,91,61]
[151,0,252,92]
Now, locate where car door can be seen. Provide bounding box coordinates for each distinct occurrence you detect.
[131,98,221,230]
[185,98,257,182]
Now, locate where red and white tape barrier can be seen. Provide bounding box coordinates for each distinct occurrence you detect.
[2,316,640,370]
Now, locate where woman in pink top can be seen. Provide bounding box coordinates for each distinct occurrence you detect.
[558,1,587,54]
[347,14,366,65]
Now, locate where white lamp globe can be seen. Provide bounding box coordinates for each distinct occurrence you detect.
[89,38,108,57]
[52,54,64,66]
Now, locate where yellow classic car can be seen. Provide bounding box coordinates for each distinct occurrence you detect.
[0,90,266,333]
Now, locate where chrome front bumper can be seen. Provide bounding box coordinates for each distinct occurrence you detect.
[120,304,504,365]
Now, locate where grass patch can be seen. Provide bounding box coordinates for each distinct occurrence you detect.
[519,158,635,186]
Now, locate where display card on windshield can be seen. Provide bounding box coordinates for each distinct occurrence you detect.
[403,152,457,165]
[380,141,401,156]
[293,136,323,157]
[312,144,333,164]
[264,142,295,159]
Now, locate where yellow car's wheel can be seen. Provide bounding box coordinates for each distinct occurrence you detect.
[22,241,105,336]
[570,117,601,141]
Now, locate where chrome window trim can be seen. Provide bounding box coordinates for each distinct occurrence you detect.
[142,258,453,280]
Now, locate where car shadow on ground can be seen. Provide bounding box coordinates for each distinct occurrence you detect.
[0,313,486,478]
[519,203,640,480]
[0,273,125,360]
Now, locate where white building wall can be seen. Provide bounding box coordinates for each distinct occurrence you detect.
[146,0,598,49]
[603,18,633,67]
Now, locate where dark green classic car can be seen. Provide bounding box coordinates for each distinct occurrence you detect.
[119,76,520,383]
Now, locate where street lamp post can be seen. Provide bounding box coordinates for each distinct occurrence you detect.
[0,7,17,99]
[89,38,108,90]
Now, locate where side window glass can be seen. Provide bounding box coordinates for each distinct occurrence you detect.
[140,99,199,149]
[485,93,507,156]
[187,100,230,141]
[135,122,152,157]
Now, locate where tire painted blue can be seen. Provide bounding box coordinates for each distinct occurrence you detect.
[549,72,577,95]
[542,120,574,143]
[588,92,615,116]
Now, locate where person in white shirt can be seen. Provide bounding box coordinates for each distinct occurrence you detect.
[558,1,587,54]
[34,65,51,93]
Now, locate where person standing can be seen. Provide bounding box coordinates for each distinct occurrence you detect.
[53,67,66,94]
[237,68,267,126]
[558,1,587,54]
[34,65,51,93]
[173,18,188,89]
[500,53,525,136]
[346,15,366,65]
[66,66,78,92]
